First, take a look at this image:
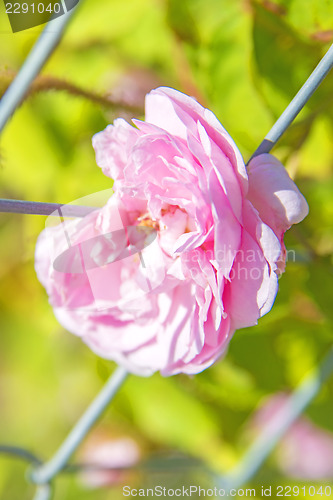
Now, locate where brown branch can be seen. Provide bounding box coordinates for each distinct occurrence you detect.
[0,71,144,115]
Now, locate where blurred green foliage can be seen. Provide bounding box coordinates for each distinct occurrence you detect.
[0,0,332,498]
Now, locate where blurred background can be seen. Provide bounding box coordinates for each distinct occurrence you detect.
[0,0,333,498]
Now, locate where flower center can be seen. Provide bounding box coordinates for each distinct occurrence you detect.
[137,213,160,231]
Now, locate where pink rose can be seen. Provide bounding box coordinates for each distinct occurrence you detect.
[35,87,308,376]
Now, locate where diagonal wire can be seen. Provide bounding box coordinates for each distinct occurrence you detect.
[24,347,333,493]
[217,347,333,490]
[0,199,96,217]
[0,4,81,134]
[1,45,333,215]
[32,484,53,500]
[250,43,333,160]
[29,366,128,486]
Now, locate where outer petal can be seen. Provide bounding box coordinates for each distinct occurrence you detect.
[92,118,140,181]
[223,228,278,330]
[247,154,309,239]
[208,169,241,278]
[145,87,248,194]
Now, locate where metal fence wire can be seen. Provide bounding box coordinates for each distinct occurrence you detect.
[1,4,333,500]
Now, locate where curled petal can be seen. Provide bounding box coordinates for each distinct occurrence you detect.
[247,154,309,239]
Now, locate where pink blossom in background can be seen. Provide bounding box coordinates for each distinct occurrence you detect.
[109,67,162,109]
[35,87,308,376]
[250,393,333,479]
[79,437,140,489]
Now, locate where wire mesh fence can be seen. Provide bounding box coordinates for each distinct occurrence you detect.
[1,3,333,500]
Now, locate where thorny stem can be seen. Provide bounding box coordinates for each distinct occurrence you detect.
[0,72,143,115]
[2,45,333,215]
